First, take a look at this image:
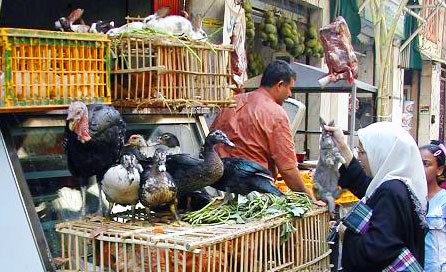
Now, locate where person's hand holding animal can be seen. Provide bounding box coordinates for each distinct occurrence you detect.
[323,125,353,166]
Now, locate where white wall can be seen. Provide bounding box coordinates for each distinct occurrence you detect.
[430,64,442,140]
[418,61,442,145]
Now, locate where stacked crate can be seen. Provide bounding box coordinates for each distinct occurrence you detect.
[56,207,331,271]
[109,34,235,109]
[0,28,110,111]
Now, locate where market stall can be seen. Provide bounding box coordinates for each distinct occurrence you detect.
[245,62,377,208]
[0,23,332,272]
[56,206,330,271]
[243,62,378,149]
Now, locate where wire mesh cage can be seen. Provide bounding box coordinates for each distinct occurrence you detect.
[109,34,235,110]
[55,207,331,271]
[0,28,111,111]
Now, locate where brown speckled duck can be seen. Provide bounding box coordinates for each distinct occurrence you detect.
[139,147,179,221]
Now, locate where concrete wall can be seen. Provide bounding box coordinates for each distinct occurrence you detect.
[430,64,442,141]
[418,61,442,145]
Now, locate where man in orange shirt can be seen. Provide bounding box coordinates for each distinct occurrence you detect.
[211,60,323,205]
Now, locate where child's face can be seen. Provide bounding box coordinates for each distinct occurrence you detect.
[420,148,443,185]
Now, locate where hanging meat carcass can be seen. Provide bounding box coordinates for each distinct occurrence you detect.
[318,16,358,86]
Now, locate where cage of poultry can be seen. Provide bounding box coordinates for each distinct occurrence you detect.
[0,28,111,111]
[55,206,330,271]
[109,27,235,110]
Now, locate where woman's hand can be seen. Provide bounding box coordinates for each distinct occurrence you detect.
[323,125,347,149]
[324,125,354,166]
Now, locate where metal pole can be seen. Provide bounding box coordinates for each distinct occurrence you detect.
[403,7,426,24]
[349,85,357,149]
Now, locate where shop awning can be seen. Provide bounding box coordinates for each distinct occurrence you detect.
[243,62,377,93]
[401,0,423,70]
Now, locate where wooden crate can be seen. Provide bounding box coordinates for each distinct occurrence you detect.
[110,35,235,109]
[0,28,110,112]
[56,207,331,271]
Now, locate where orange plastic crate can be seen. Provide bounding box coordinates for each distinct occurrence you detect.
[0,28,111,111]
[335,190,359,205]
[275,171,359,205]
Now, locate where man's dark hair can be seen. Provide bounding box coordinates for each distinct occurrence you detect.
[260,60,296,87]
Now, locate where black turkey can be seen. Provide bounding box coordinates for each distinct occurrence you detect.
[64,101,126,216]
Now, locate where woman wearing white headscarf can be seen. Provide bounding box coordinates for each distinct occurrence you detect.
[326,122,427,272]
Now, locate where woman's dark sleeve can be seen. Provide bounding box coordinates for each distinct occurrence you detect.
[342,181,410,270]
[338,157,371,199]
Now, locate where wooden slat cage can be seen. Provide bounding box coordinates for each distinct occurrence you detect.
[56,207,331,271]
[0,28,111,112]
[110,35,235,109]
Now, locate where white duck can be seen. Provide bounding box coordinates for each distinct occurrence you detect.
[102,154,143,219]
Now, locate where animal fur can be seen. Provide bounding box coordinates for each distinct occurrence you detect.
[313,118,345,216]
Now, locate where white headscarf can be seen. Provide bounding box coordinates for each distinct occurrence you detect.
[358,122,427,214]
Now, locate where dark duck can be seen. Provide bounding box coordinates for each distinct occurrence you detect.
[64,101,126,216]
[165,130,235,194]
[102,154,143,219]
[157,132,181,155]
[157,132,212,210]
[139,147,179,222]
[212,158,283,203]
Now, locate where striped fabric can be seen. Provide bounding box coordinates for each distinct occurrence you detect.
[342,201,372,235]
[383,247,423,272]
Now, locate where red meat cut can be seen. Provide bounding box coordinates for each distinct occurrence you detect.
[319,16,358,85]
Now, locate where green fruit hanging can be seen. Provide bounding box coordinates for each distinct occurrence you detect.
[276,15,305,58]
[304,24,324,58]
[259,10,278,50]
[247,53,265,78]
[242,0,255,47]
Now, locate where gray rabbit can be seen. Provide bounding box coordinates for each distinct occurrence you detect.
[313,117,345,217]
